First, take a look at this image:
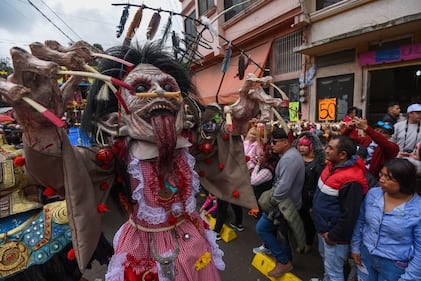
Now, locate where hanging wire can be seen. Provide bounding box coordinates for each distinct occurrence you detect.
[111,2,265,72]
[27,0,75,43]
[38,0,83,40]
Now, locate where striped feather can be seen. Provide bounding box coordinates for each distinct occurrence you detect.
[238,53,246,80]
[146,12,161,40]
[124,7,143,45]
[159,14,173,47]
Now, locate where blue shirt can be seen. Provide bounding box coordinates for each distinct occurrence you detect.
[351,187,421,281]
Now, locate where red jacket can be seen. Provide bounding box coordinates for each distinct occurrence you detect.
[344,126,399,179]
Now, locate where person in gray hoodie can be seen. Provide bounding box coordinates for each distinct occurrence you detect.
[255,126,305,277]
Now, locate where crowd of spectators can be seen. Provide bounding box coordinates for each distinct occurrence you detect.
[3,101,420,280]
[205,102,421,280]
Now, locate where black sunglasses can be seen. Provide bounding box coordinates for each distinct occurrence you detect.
[270,138,287,145]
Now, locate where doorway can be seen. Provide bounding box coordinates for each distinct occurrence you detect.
[367,64,421,123]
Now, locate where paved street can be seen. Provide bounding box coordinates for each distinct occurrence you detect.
[83,197,324,281]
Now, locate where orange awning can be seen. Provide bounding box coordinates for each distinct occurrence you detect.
[193,41,272,105]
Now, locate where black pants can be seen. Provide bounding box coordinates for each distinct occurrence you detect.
[298,195,316,245]
[214,199,243,233]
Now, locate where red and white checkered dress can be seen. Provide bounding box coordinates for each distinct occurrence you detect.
[105,149,224,281]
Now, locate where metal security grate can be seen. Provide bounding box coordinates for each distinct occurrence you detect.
[273,31,302,75]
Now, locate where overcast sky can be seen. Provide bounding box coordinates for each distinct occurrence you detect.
[0,0,182,61]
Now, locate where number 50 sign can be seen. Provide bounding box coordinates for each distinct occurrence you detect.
[318,98,336,121]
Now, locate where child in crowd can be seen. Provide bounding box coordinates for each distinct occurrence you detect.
[249,144,279,218]
[244,126,263,170]
[200,193,217,217]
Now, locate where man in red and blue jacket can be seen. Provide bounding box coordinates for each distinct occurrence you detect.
[313,135,368,281]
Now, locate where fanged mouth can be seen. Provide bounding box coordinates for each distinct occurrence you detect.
[139,101,177,121]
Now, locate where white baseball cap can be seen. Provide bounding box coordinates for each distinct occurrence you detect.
[407,103,421,113]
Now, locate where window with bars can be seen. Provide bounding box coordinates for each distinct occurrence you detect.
[224,0,255,21]
[198,0,215,16]
[273,31,302,75]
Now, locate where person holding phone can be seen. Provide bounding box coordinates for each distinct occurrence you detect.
[343,118,399,180]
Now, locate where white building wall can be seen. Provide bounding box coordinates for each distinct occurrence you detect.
[308,0,421,43]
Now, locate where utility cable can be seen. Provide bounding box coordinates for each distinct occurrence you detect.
[112,2,264,71]
[27,0,75,43]
[38,0,83,40]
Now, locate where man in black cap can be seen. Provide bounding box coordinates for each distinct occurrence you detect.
[254,126,305,277]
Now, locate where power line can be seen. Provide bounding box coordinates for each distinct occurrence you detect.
[38,0,83,41]
[26,0,75,43]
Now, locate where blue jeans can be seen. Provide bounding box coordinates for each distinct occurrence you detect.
[317,233,349,281]
[357,244,406,281]
[256,213,291,264]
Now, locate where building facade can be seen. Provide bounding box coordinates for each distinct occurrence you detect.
[181,0,421,123]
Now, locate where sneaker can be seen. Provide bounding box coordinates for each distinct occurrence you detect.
[230,223,245,232]
[248,208,260,218]
[253,245,272,255]
[216,233,222,241]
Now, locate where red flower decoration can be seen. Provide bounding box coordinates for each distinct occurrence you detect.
[168,214,177,225]
[13,156,25,167]
[100,182,109,190]
[96,147,114,164]
[97,203,109,213]
[199,171,206,177]
[202,143,213,154]
[67,248,76,260]
[245,155,251,162]
[204,158,211,164]
[222,133,229,140]
[43,186,56,197]
[218,163,225,170]
[232,190,240,198]
[116,175,123,183]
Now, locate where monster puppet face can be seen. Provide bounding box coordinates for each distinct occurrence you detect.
[118,63,184,146]
[83,43,198,171]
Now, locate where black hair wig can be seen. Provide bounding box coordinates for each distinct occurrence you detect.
[80,42,199,143]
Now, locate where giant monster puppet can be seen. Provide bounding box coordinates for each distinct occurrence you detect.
[0,40,284,281]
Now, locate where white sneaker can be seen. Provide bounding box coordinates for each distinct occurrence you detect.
[253,245,271,255]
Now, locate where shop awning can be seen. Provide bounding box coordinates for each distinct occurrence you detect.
[193,41,272,105]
